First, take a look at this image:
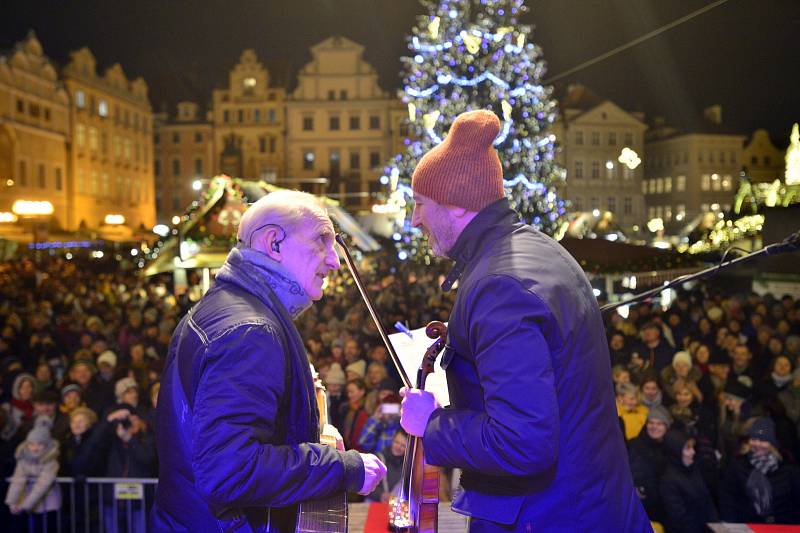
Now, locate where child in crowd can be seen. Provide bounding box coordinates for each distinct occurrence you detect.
[617,382,649,442]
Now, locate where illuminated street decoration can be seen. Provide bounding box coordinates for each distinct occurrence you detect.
[104,214,126,225]
[786,123,800,185]
[12,200,54,216]
[618,147,641,170]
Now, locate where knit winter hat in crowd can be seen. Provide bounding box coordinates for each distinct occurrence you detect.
[326,363,346,386]
[61,383,82,398]
[724,379,751,401]
[411,109,505,212]
[25,419,52,445]
[672,351,692,369]
[345,360,366,379]
[748,416,778,448]
[646,405,673,429]
[114,377,138,401]
[706,306,724,323]
[97,350,118,368]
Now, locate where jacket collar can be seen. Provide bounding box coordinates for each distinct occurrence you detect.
[216,247,312,319]
[441,198,519,291]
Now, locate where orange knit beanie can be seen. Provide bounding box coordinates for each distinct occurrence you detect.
[411,109,505,211]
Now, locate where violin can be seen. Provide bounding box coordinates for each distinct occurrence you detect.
[389,321,446,533]
[335,234,443,533]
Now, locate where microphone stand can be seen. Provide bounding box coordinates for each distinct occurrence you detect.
[600,230,799,314]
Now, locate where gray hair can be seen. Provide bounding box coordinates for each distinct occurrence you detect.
[237,190,328,248]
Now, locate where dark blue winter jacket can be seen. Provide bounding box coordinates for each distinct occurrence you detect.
[150,248,364,532]
[423,198,652,532]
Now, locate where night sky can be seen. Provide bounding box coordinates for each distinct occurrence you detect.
[3,0,799,145]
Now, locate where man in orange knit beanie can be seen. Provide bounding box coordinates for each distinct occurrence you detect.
[400,109,652,532]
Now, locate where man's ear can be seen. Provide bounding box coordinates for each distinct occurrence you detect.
[256,226,283,261]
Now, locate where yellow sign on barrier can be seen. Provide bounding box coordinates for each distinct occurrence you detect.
[114,483,143,500]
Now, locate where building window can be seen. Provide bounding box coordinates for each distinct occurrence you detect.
[259,137,267,153]
[329,116,340,131]
[303,116,314,131]
[124,139,132,161]
[623,196,632,215]
[641,180,648,195]
[223,110,230,123]
[624,132,633,146]
[173,159,181,176]
[575,131,583,145]
[605,161,615,180]
[648,180,656,194]
[55,168,62,191]
[155,159,161,177]
[75,90,85,108]
[77,169,85,193]
[195,132,202,143]
[648,206,655,220]
[721,174,733,191]
[340,90,348,100]
[18,160,27,186]
[254,109,261,123]
[676,204,686,220]
[711,174,721,191]
[88,127,99,152]
[369,150,381,168]
[591,131,600,146]
[101,173,109,196]
[101,133,108,155]
[608,132,616,146]
[664,177,672,193]
[98,99,109,117]
[676,175,686,192]
[77,124,86,148]
[701,174,711,191]
[590,196,599,209]
[574,160,583,179]
[623,166,634,180]
[607,196,616,213]
[764,156,771,166]
[350,116,360,130]
[29,104,40,118]
[591,161,600,179]
[38,164,46,188]
[195,159,203,175]
[573,196,583,211]
[90,171,98,195]
[268,109,277,123]
[656,178,664,193]
[303,150,315,170]
[328,90,336,101]
[238,110,244,123]
[664,205,672,221]
[369,116,380,130]
[16,99,24,113]
[154,133,160,145]
[350,151,360,170]
[751,155,758,165]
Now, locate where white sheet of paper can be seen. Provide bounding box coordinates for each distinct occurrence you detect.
[388,325,450,407]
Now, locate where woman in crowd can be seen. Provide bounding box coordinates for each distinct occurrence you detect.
[339,378,370,451]
[629,406,671,525]
[660,431,718,532]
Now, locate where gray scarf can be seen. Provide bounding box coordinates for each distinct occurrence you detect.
[746,451,779,518]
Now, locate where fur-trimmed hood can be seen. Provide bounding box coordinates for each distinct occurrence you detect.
[15,437,59,464]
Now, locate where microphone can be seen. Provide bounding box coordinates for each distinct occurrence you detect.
[764,229,800,255]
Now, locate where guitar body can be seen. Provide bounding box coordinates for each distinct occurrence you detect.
[296,373,349,533]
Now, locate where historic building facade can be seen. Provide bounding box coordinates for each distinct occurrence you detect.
[554,84,647,230]
[742,129,784,184]
[62,47,155,231]
[643,106,745,227]
[0,32,70,230]
[153,101,214,223]
[284,36,396,208]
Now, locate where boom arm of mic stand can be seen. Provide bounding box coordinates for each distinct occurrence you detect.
[599,234,796,314]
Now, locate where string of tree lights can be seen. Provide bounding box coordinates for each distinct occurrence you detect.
[379,0,568,261]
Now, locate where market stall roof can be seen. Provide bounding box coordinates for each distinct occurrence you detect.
[143,175,379,276]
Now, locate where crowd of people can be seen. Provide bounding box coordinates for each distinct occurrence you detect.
[1,251,800,530]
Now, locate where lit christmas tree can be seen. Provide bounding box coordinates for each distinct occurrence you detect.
[381,0,567,261]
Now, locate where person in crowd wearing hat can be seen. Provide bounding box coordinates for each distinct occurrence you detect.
[634,322,676,373]
[720,417,800,524]
[661,351,704,402]
[59,383,84,421]
[152,190,385,532]
[718,379,754,463]
[4,418,61,530]
[399,109,650,531]
[114,376,139,409]
[629,405,672,525]
[659,431,718,533]
[345,359,367,382]
[1,373,36,443]
[27,390,69,442]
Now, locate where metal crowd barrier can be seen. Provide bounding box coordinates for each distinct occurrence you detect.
[5,476,158,533]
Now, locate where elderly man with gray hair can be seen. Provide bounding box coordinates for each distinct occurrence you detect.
[152,190,386,532]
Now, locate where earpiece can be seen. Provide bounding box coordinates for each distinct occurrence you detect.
[271,241,281,253]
